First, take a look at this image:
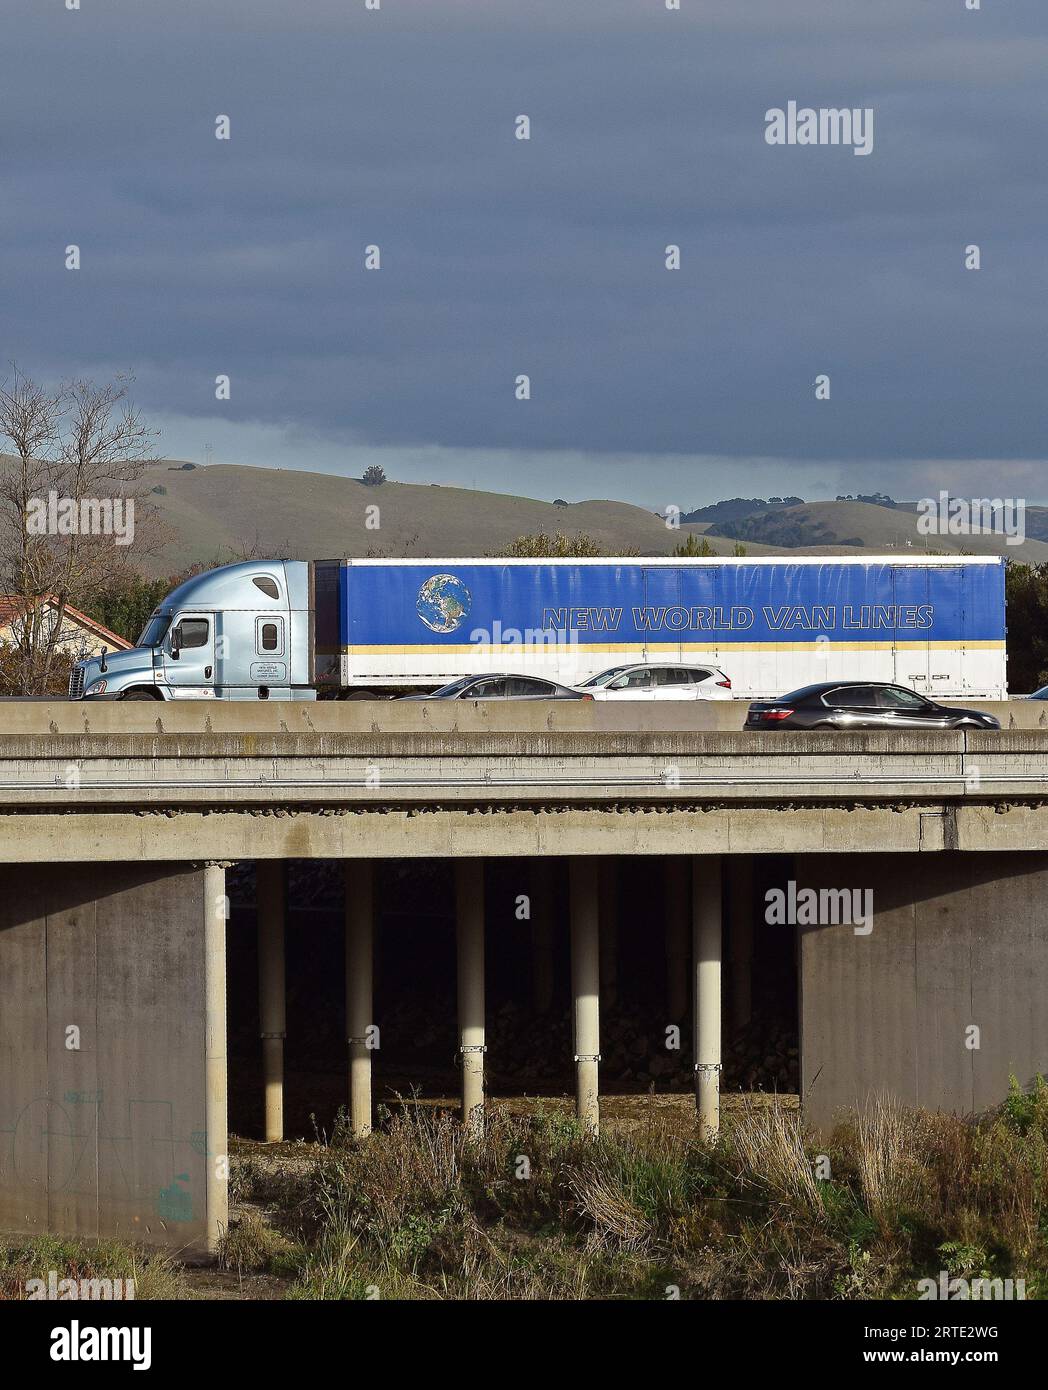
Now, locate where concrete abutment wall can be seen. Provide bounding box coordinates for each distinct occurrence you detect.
[0,863,222,1256]
[799,851,1048,1131]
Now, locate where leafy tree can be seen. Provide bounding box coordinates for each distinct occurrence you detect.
[1005,562,1048,693]
[88,574,173,645]
[498,531,607,558]
[673,533,714,558]
[361,464,387,486]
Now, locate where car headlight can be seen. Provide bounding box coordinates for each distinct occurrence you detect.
[85,680,107,696]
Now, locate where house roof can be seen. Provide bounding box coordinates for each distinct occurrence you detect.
[0,595,134,650]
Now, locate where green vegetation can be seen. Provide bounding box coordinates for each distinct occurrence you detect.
[1005,562,1048,692]
[223,1086,1048,1300]
[90,574,173,645]
[672,534,713,558]
[709,508,844,548]
[681,497,803,523]
[5,1085,1046,1301]
[497,531,610,558]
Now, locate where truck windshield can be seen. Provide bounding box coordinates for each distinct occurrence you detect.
[580,666,633,687]
[137,613,171,647]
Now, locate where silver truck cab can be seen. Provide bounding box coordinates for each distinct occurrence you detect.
[69,560,316,700]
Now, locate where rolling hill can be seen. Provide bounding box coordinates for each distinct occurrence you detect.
[6,456,1048,572]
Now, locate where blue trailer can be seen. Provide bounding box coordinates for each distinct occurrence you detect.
[319,555,1006,701]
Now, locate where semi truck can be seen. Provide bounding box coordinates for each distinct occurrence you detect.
[68,554,1008,702]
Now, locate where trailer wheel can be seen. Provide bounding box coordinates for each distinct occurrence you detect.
[341,689,378,700]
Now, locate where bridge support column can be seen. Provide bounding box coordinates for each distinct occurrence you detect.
[456,860,485,1135]
[666,856,689,1021]
[257,861,287,1143]
[730,857,753,1031]
[345,861,374,1139]
[204,861,230,1253]
[570,857,600,1136]
[531,860,555,1013]
[692,855,723,1139]
[598,859,618,1007]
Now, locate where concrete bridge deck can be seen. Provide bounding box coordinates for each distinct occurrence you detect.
[0,703,1046,861]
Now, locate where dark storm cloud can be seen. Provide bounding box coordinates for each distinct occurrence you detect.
[1,0,1046,496]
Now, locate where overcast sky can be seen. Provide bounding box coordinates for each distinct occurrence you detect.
[2,0,1046,509]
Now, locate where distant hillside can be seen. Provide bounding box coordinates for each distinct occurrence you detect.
[134,462,768,574]
[681,497,803,523]
[6,456,1048,572]
[708,502,865,547]
[706,499,1048,562]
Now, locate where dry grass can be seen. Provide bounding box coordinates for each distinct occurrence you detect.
[853,1094,925,1231]
[0,1236,188,1301]
[567,1163,651,1251]
[215,1079,1048,1299]
[728,1098,824,1217]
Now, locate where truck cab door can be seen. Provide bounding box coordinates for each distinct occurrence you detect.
[164,613,216,696]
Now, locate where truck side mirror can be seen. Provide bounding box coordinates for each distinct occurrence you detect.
[170,627,181,659]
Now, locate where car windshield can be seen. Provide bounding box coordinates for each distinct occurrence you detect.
[580,666,634,687]
[137,612,171,647]
[430,676,483,697]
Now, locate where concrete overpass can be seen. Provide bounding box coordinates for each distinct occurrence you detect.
[1,715,1047,861]
[2,701,1047,1256]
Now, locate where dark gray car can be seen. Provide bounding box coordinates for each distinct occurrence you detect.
[399,674,592,701]
[745,681,1000,730]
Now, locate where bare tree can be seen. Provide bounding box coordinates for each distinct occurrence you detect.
[0,367,161,693]
[0,368,63,692]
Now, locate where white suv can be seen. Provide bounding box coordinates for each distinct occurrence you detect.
[578,663,733,701]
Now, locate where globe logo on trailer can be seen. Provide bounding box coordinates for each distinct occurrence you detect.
[416,573,472,633]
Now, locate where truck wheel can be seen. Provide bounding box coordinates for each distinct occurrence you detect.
[119,690,158,701]
[341,690,378,700]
